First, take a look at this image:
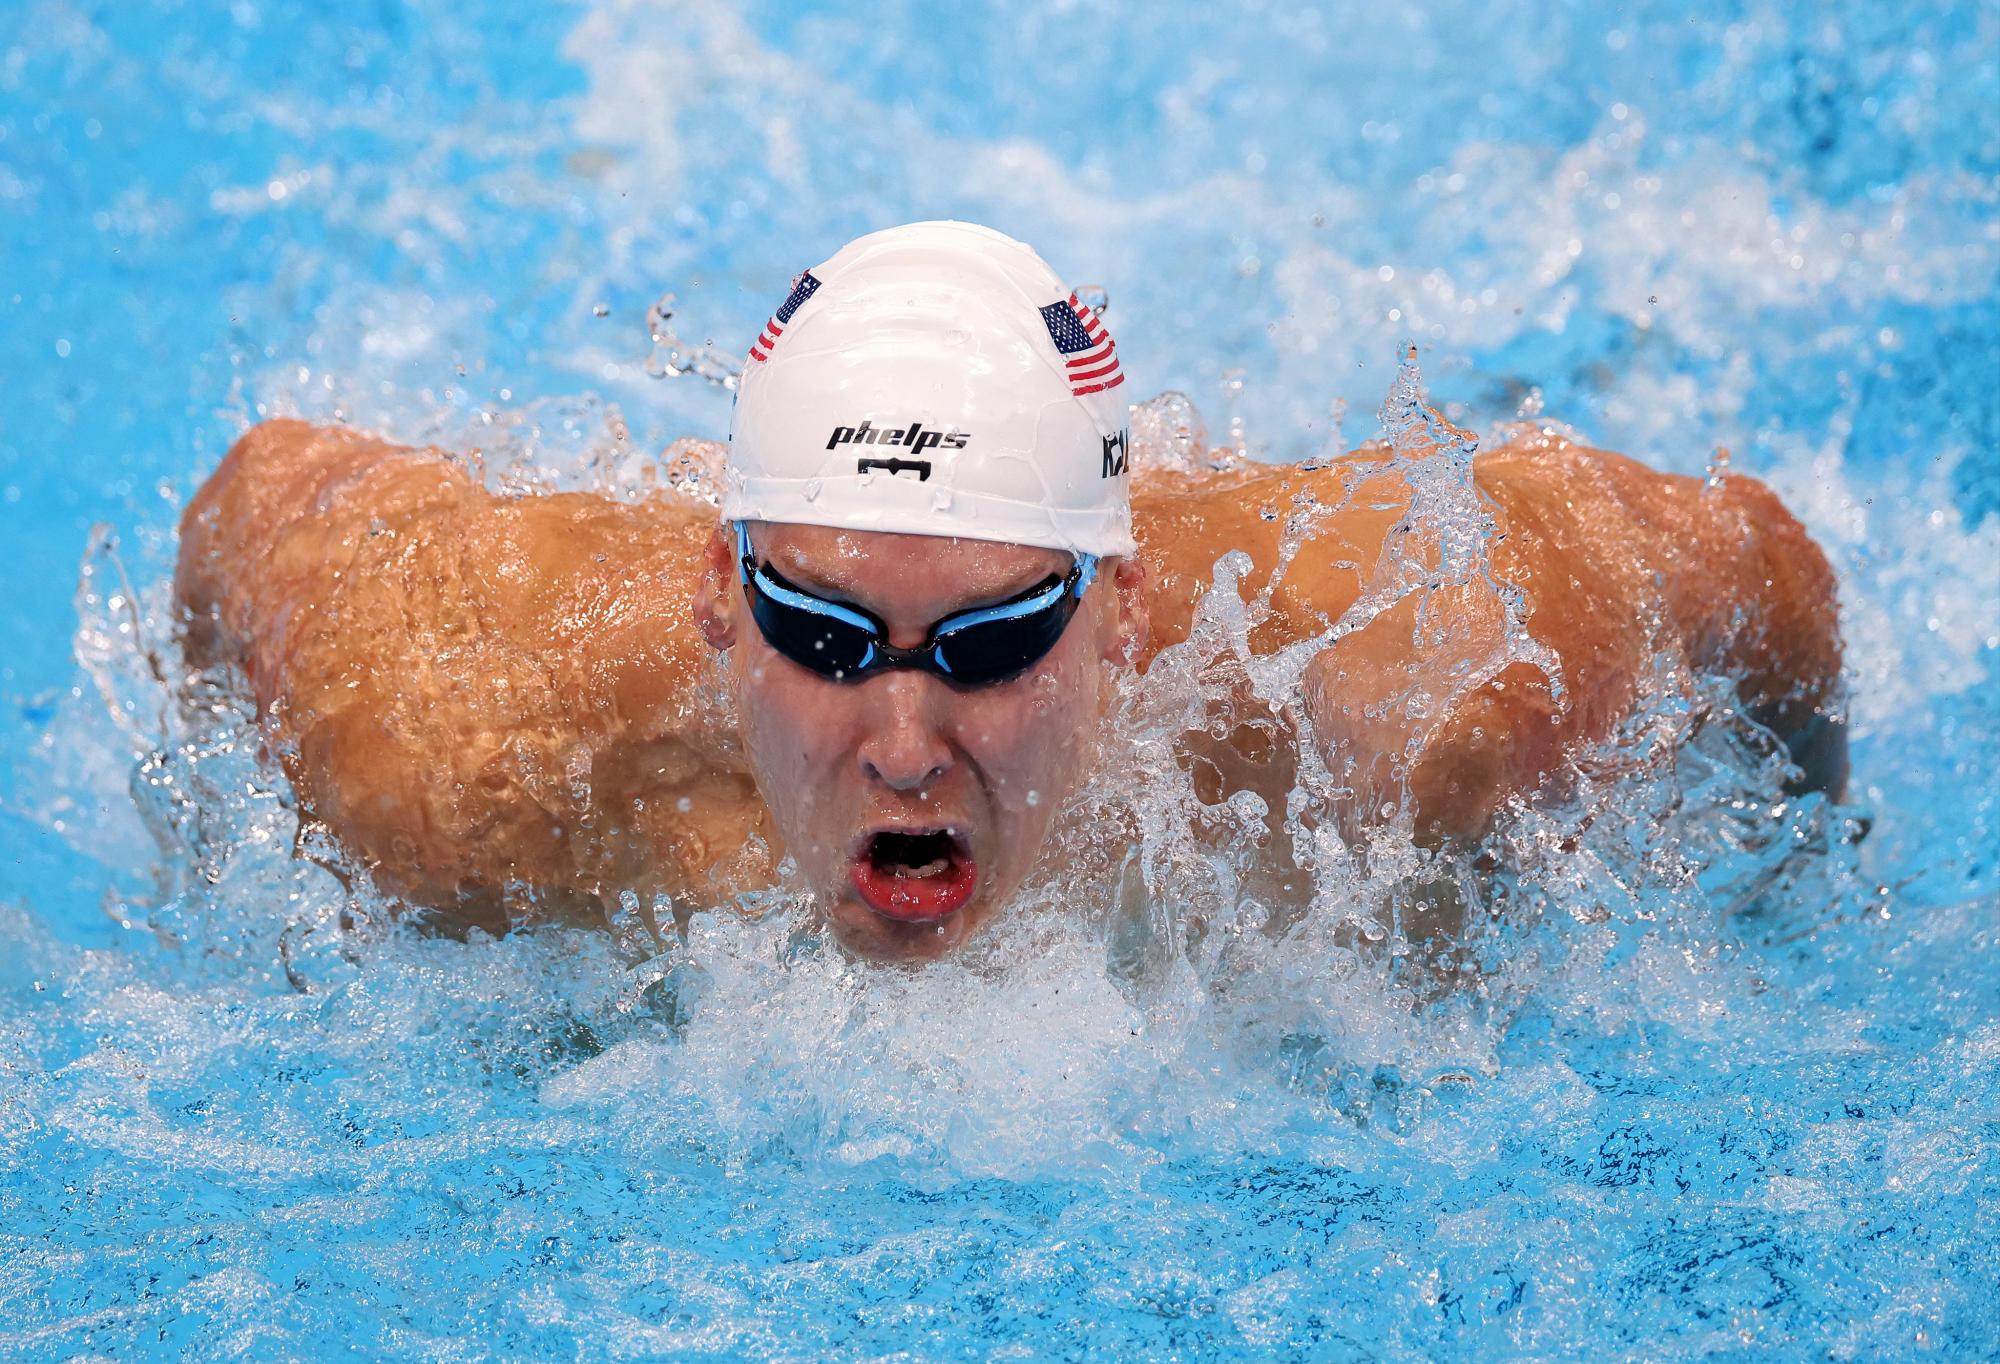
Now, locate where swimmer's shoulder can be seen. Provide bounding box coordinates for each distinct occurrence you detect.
[1130,449,1408,656]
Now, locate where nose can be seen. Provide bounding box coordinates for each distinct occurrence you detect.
[856,672,954,792]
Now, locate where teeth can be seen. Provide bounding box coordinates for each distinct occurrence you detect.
[867,829,964,880]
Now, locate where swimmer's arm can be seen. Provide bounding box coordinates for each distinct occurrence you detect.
[1298,441,1844,842]
[176,420,763,921]
[177,418,477,681]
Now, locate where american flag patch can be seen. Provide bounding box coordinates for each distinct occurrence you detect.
[748,271,822,363]
[1039,293,1123,396]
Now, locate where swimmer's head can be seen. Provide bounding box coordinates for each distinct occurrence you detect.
[722,219,1135,557]
[696,222,1149,961]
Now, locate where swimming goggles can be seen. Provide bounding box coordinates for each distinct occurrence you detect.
[735,521,1097,685]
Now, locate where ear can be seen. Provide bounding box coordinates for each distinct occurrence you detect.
[692,522,739,651]
[1099,554,1151,667]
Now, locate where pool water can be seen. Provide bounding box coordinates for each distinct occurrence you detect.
[3,1,1997,1357]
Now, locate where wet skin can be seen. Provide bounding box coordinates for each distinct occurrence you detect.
[176,420,1844,958]
[690,523,1148,960]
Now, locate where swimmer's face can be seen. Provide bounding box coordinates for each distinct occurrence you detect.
[695,522,1148,961]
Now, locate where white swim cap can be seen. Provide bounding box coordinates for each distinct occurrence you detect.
[723,220,1135,557]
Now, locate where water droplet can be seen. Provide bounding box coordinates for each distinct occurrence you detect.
[1704,445,1733,490]
[1129,391,1209,472]
[642,290,741,390]
[1219,370,1250,462]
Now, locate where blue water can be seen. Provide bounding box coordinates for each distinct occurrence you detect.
[3,1,1997,1358]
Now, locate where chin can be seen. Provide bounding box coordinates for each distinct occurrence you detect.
[824,892,996,963]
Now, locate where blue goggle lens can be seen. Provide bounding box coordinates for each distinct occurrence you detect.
[737,527,1093,686]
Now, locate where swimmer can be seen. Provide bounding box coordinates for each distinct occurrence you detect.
[174,221,1845,960]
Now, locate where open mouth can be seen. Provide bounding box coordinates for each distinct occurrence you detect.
[848,826,978,923]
